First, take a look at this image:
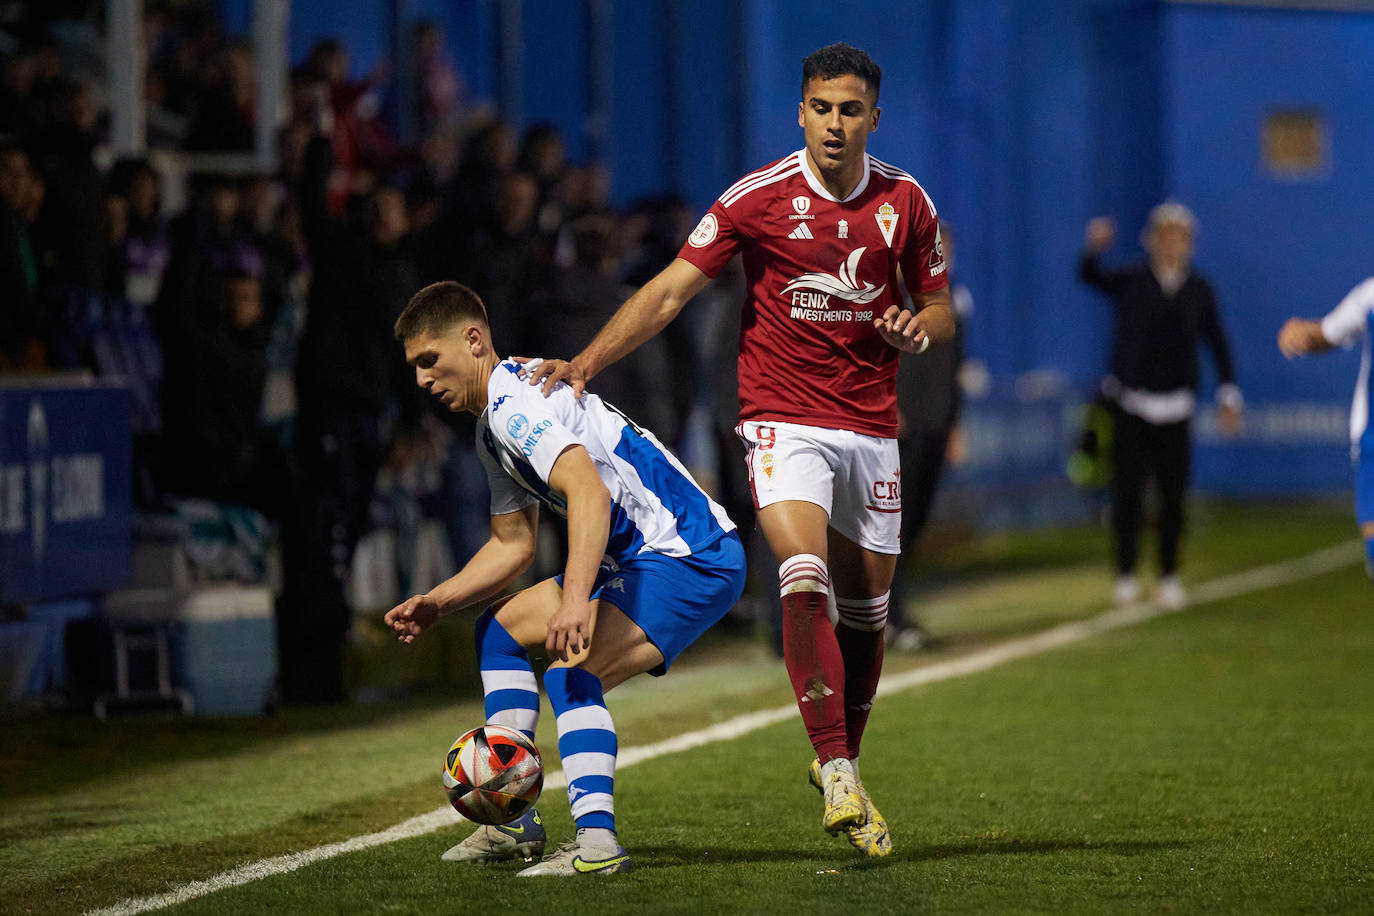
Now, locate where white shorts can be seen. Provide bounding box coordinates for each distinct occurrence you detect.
[736,419,902,555]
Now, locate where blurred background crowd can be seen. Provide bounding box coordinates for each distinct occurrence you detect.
[0,1,762,703]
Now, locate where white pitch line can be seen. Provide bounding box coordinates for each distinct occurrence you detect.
[87,540,1362,916]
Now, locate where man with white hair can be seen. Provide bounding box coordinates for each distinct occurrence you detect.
[1080,202,1243,609]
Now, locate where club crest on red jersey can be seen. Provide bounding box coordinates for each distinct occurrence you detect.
[874,202,898,248]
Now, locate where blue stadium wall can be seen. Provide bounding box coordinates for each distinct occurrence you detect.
[224,0,1374,495]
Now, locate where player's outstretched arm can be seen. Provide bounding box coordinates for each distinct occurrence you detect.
[384,504,539,643]
[523,258,712,397]
[876,286,955,354]
[1277,317,1333,359]
[543,445,610,661]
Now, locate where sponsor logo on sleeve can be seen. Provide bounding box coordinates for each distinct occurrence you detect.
[518,419,554,457]
[688,212,718,248]
[507,414,530,439]
[928,226,948,276]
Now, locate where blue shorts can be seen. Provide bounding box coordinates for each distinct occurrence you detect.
[558,532,746,676]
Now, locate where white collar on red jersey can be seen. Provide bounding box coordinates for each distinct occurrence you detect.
[797,149,872,203]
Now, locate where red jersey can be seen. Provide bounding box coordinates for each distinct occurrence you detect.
[677,150,947,437]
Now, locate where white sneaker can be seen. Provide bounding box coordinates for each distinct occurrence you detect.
[516,831,633,876]
[1155,576,1187,610]
[441,808,546,863]
[1114,575,1141,605]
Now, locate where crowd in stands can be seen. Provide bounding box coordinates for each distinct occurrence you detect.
[0,3,745,702]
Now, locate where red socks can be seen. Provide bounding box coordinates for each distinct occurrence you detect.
[779,554,849,762]
[834,593,889,759]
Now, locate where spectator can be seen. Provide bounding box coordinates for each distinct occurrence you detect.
[517,123,566,239]
[33,79,105,298]
[157,174,262,339]
[0,45,49,142]
[1079,202,1243,610]
[0,143,42,369]
[460,169,541,359]
[158,268,280,511]
[105,157,170,310]
[408,19,464,137]
[185,39,255,152]
[280,109,420,704]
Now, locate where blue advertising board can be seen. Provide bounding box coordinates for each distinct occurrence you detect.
[0,379,132,602]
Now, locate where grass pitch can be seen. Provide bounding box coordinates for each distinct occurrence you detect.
[2,500,1371,914]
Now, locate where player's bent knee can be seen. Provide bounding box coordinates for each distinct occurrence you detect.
[492,580,564,647]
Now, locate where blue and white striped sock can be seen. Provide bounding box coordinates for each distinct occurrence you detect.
[474,608,539,739]
[544,666,617,833]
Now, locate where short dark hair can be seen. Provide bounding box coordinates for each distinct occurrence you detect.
[394,281,490,342]
[801,43,881,101]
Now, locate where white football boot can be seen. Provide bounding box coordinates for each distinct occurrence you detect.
[441,808,546,863]
[516,828,633,876]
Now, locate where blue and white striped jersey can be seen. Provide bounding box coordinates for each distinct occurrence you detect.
[1320,278,1374,455]
[475,359,736,564]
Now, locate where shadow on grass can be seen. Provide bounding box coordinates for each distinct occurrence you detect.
[633,836,1186,871]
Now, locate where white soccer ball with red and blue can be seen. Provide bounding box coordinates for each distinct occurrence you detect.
[443,725,543,825]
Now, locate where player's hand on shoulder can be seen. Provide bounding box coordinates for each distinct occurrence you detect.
[515,356,587,399]
[384,594,441,644]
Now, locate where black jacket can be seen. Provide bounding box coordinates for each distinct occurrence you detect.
[1079,253,1236,394]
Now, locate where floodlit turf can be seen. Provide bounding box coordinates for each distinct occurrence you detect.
[2,501,1371,914]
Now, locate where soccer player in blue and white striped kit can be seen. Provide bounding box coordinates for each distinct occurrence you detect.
[1279,278,1374,580]
[385,281,746,876]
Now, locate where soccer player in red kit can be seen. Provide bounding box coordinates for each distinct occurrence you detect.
[524,43,954,857]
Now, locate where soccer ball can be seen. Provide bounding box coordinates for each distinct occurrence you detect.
[443,725,544,825]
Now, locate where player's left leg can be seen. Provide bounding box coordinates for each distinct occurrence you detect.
[514,602,650,878]
[442,583,564,865]
[1153,420,1191,609]
[828,535,897,760]
[820,434,903,857]
[520,536,746,876]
